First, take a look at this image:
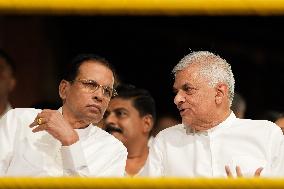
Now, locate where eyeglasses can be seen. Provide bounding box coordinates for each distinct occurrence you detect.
[73,79,117,98]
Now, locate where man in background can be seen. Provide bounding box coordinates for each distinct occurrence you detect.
[104,84,156,176]
[0,49,16,118]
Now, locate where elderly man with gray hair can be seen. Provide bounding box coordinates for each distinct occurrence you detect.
[141,51,284,177]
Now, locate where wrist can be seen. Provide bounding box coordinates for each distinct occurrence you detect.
[61,132,79,146]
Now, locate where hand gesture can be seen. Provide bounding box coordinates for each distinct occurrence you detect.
[225,165,263,178]
[29,109,79,146]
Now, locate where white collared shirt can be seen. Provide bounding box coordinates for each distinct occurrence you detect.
[0,108,127,177]
[141,112,284,177]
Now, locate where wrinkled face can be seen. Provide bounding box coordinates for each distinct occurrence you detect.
[104,98,146,146]
[60,61,114,123]
[173,64,217,131]
[0,58,15,98]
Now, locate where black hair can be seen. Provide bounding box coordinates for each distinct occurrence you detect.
[115,84,156,123]
[0,48,16,74]
[62,53,118,86]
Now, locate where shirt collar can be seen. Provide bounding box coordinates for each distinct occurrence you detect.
[184,111,236,136]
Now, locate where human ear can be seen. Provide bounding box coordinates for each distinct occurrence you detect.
[215,83,228,104]
[59,80,70,101]
[143,115,154,133]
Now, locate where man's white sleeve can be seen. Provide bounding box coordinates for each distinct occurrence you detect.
[61,139,127,177]
[0,110,17,175]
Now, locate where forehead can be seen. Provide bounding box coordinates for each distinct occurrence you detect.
[173,64,203,88]
[77,61,114,86]
[108,98,133,109]
[108,98,137,111]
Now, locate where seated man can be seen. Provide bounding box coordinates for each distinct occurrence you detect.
[104,84,156,176]
[0,54,127,176]
[142,51,284,177]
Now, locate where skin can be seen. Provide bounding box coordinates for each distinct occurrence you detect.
[173,63,262,177]
[104,98,152,176]
[173,63,230,132]
[29,61,114,146]
[275,117,284,134]
[0,58,16,116]
[225,166,263,178]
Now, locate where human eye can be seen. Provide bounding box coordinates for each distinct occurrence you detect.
[83,80,98,89]
[182,84,195,94]
[116,110,127,118]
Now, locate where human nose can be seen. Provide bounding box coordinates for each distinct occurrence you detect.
[92,86,105,101]
[105,112,117,125]
[174,90,186,106]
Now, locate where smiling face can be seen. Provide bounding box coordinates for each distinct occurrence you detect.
[173,64,219,131]
[59,61,114,124]
[104,98,148,146]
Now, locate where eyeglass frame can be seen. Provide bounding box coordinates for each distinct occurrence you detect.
[71,78,118,98]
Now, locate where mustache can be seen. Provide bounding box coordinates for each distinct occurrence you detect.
[105,124,123,134]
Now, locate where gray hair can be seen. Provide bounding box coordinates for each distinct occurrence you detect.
[172,51,235,106]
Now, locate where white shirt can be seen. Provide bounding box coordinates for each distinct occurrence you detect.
[0,108,127,177]
[141,112,284,177]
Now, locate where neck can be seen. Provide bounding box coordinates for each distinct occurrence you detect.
[127,138,149,158]
[125,137,149,176]
[192,109,231,132]
[62,106,90,129]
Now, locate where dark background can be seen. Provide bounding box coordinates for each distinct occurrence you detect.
[1,15,283,119]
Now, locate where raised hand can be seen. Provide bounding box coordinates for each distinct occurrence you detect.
[29,109,79,146]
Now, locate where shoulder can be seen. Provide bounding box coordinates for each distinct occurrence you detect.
[90,126,127,152]
[1,108,41,124]
[5,108,41,117]
[233,118,282,136]
[157,124,185,137]
[235,118,279,129]
[154,123,186,143]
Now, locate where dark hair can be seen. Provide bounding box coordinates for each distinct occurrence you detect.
[0,48,16,74]
[63,53,118,87]
[115,84,156,123]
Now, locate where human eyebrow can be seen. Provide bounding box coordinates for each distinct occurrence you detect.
[114,108,129,116]
[181,83,197,92]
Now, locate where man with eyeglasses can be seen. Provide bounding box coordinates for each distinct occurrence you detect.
[0,54,127,176]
